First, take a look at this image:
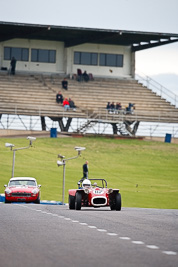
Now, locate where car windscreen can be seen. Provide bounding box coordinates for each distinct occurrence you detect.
[9,180,36,186]
[90,179,107,188]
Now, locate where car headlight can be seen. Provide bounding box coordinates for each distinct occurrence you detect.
[5,188,11,194]
[32,189,38,194]
[84,188,89,194]
[108,188,113,194]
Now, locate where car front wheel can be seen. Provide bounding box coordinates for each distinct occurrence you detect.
[34,195,40,204]
[75,192,82,210]
[115,193,121,211]
[5,198,11,204]
[69,195,75,209]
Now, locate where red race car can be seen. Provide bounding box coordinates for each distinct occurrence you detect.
[68,178,121,211]
[4,177,41,204]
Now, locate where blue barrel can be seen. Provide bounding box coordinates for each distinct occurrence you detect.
[50,128,57,138]
[165,133,172,143]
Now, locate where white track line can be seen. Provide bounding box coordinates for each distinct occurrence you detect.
[107,233,118,236]
[162,251,177,255]
[88,225,97,229]
[119,237,131,240]
[132,241,145,245]
[146,245,159,250]
[19,205,177,256]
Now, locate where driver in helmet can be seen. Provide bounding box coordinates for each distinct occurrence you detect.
[82,179,91,188]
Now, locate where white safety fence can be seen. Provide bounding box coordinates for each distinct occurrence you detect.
[0,114,178,138]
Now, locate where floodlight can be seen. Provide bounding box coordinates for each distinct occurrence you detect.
[5,137,36,178]
[58,154,65,159]
[57,160,64,166]
[5,143,14,148]
[57,146,86,205]
[27,136,36,141]
[27,136,36,146]
[75,146,86,151]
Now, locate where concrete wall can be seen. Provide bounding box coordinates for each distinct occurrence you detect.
[67,43,133,78]
[0,39,65,73]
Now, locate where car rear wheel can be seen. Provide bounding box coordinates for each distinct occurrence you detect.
[75,192,82,210]
[115,193,121,211]
[69,195,75,209]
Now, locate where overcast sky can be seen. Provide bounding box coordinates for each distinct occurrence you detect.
[0,0,178,92]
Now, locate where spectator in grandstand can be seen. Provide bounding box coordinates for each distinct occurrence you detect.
[106,102,111,112]
[62,78,68,90]
[82,71,89,82]
[125,103,135,114]
[10,57,17,75]
[77,69,83,82]
[63,98,70,111]
[116,102,122,110]
[69,98,76,111]
[89,73,94,81]
[56,91,63,104]
[110,102,115,113]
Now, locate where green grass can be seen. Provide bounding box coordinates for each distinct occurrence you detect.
[0,136,178,209]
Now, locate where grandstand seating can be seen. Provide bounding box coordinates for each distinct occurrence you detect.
[0,72,178,135]
[45,74,178,123]
[0,73,85,119]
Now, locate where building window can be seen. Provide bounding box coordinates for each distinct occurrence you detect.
[31,49,56,63]
[4,47,29,61]
[99,53,123,67]
[74,52,98,65]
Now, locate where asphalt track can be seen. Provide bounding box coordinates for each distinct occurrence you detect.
[0,204,177,267]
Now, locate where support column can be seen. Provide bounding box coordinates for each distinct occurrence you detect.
[111,123,118,134]
[132,121,140,135]
[124,121,140,136]
[58,117,72,132]
[65,118,72,132]
[131,51,135,79]
[41,116,46,131]
[58,118,65,131]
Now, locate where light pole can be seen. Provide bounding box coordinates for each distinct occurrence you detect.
[5,136,36,177]
[57,146,86,204]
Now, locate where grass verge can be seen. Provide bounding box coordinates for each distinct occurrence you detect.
[0,136,178,209]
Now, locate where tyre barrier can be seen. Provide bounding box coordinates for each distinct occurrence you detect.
[0,194,5,203]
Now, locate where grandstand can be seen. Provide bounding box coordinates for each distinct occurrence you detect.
[0,72,178,136]
[0,22,178,137]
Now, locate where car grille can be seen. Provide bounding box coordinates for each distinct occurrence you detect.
[11,193,31,197]
[92,196,107,206]
[93,198,106,204]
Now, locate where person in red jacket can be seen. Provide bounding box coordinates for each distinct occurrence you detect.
[63,98,70,111]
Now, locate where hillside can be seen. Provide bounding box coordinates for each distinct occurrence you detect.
[1,136,178,209]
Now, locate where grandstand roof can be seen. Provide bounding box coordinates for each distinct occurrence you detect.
[0,21,178,52]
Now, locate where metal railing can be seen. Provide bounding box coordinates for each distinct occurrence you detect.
[135,71,178,108]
